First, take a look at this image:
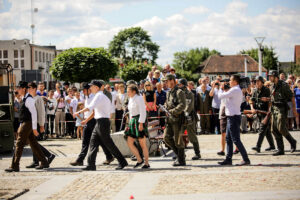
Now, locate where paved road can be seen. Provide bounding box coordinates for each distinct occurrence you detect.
[0,131,300,200]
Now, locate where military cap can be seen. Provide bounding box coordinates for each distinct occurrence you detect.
[63,81,70,86]
[98,80,106,86]
[17,81,29,88]
[254,76,264,83]
[82,82,90,89]
[165,74,176,81]
[178,78,188,86]
[268,70,279,77]
[89,80,102,88]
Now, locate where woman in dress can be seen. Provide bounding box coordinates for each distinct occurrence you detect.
[143,81,157,119]
[125,84,150,169]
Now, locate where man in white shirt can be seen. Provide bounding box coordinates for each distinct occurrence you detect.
[74,80,128,170]
[217,75,250,166]
[5,81,49,172]
[209,80,221,134]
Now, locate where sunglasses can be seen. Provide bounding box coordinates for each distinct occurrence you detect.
[145,85,150,86]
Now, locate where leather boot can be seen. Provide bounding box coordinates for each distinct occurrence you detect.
[173,148,186,166]
[285,134,297,153]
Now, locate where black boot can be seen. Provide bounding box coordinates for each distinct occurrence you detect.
[173,148,186,166]
[252,147,261,153]
[285,134,297,153]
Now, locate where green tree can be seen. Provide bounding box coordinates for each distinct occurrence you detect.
[240,46,279,71]
[50,47,117,83]
[108,27,160,64]
[172,47,220,82]
[119,60,151,82]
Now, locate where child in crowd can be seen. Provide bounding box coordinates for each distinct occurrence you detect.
[75,102,84,139]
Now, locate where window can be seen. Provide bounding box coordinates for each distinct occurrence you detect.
[14,50,18,58]
[3,60,8,64]
[21,50,24,58]
[14,60,18,68]
[0,50,2,59]
[43,52,45,62]
[0,50,9,65]
[35,51,38,62]
[21,60,25,68]
[3,50,8,58]
[39,51,41,62]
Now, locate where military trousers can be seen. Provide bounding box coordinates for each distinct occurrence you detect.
[164,121,185,153]
[256,115,275,149]
[271,108,296,152]
[184,120,200,155]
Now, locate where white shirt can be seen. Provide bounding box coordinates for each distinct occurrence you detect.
[128,94,147,123]
[65,96,73,113]
[87,91,111,119]
[24,93,38,130]
[218,85,243,116]
[84,93,94,119]
[46,97,57,115]
[196,84,211,93]
[70,98,82,114]
[212,88,221,109]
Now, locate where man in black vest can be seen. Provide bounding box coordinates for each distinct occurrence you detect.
[5,81,49,172]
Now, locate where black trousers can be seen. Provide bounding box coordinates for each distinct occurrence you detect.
[33,143,51,164]
[211,108,220,134]
[115,110,124,131]
[87,118,127,167]
[256,115,275,149]
[65,113,75,136]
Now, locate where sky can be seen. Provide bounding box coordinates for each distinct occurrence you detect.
[1,0,300,65]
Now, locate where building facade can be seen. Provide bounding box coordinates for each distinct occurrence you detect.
[0,39,57,86]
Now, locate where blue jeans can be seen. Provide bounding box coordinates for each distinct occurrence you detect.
[226,115,249,161]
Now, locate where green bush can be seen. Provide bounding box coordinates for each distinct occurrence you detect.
[120,60,151,82]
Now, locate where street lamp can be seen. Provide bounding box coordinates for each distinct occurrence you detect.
[31,0,38,44]
[241,54,249,77]
[254,37,265,76]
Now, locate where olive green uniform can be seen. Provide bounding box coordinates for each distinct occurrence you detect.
[197,90,212,133]
[163,85,186,163]
[270,80,297,153]
[181,87,200,156]
[251,86,275,150]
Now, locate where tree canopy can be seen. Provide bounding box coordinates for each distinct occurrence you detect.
[108,27,160,64]
[119,60,151,82]
[240,46,279,71]
[50,47,118,83]
[172,47,220,82]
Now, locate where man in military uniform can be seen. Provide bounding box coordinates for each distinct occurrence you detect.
[178,78,201,160]
[269,70,297,156]
[163,74,186,166]
[250,76,275,153]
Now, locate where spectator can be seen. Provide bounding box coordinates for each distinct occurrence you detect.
[147,71,154,82]
[55,92,66,138]
[37,82,47,97]
[70,91,83,138]
[162,69,168,78]
[209,80,221,134]
[13,91,21,138]
[65,88,74,138]
[164,64,171,73]
[54,82,63,99]
[170,68,176,77]
[196,78,211,93]
[143,81,157,118]
[46,90,57,137]
[286,79,296,130]
[162,78,169,92]
[197,83,212,134]
[139,80,146,95]
[280,73,286,81]
[294,79,300,130]
[75,102,84,139]
[115,83,127,131]
[156,82,167,127]
[105,84,116,133]
[152,70,161,85]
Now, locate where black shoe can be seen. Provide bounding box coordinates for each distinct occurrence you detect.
[116,162,128,170]
[252,147,261,153]
[233,149,239,154]
[133,160,144,168]
[35,164,49,170]
[70,161,83,166]
[142,164,150,169]
[291,141,297,153]
[103,158,115,165]
[217,151,225,156]
[5,167,19,172]
[172,156,177,160]
[82,166,96,171]
[48,154,56,165]
[236,160,251,166]
[173,161,186,167]
[218,159,232,165]
[192,154,201,160]
[273,151,285,156]
[26,162,39,168]
[265,147,275,151]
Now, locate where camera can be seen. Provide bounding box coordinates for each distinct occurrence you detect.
[220,79,230,83]
[239,76,250,89]
[215,83,219,86]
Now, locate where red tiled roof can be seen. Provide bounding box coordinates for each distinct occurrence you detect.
[201,55,267,74]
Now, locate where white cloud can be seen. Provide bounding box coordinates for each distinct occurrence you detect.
[183,5,210,15]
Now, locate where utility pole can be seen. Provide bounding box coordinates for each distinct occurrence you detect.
[254,37,265,76]
[241,54,248,77]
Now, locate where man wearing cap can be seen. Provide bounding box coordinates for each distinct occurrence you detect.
[5,81,49,172]
[178,78,201,160]
[163,74,186,166]
[74,80,128,170]
[250,76,275,153]
[268,70,297,155]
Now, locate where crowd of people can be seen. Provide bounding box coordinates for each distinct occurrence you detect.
[5,63,300,172]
